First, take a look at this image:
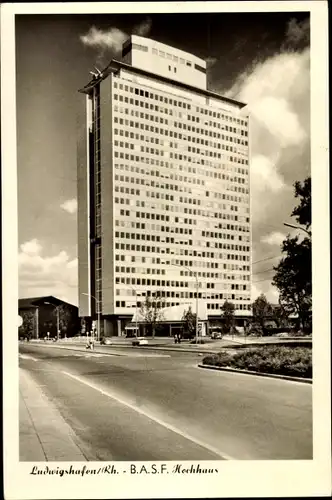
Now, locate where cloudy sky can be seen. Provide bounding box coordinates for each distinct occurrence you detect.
[15,9,310,306]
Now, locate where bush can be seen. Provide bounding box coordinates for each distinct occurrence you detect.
[203,352,233,367]
[202,346,312,378]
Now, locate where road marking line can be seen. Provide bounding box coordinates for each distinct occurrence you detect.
[62,370,234,460]
[19,354,38,362]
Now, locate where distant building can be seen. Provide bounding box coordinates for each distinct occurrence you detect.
[18,296,79,339]
[77,35,251,337]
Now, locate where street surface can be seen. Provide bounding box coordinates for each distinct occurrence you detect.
[19,343,312,461]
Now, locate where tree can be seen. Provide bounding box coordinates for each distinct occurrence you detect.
[139,291,165,338]
[273,302,290,329]
[272,177,312,332]
[53,305,71,337]
[291,177,311,231]
[50,304,79,337]
[182,306,197,339]
[221,300,235,333]
[19,309,36,339]
[272,236,311,332]
[252,294,273,335]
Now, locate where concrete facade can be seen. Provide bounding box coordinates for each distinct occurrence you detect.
[77,36,251,336]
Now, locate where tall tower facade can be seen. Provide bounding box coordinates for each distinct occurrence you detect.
[77,35,251,337]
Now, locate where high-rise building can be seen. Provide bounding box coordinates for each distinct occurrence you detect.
[77,35,251,337]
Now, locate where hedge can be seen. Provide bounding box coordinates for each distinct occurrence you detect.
[202,346,312,378]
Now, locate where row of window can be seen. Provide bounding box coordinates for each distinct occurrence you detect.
[114,108,248,142]
[115,274,250,287]
[114,276,250,290]
[114,241,251,258]
[114,175,246,205]
[114,160,248,184]
[113,234,250,261]
[113,98,247,135]
[115,171,205,187]
[116,284,248,299]
[114,300,251,310]
[116,206,250,233]
[113,127,247,148]
[115,210,249,229]
[115,254,221,269]
[114,271,250,285]
[134,196,249,221]
[151,48,199,70]
[113,114,249,164]
[113,80,248,126]
[114,165,247,193]
[114,142,248,167]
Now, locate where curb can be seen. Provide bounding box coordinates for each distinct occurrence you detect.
[32,343,126,356]
[32,342,219,356]
[198,364,312,384]
[29,343,215,356]
[112,345,217,355]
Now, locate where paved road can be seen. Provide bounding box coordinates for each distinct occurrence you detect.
[19,343,312,461]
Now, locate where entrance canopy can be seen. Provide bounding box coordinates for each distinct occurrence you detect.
[131,300,208,324]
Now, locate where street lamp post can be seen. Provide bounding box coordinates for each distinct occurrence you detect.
[283,222,311,237]
[171,264,199,344]
[44,302,60,340]
[129,287,139,338]
[82,293,100,342]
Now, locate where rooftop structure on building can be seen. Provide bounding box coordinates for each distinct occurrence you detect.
[77,35,252,337]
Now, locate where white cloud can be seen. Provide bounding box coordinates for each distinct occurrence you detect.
[19,239,78,306]
[252,282,279,304]
[80,26,127,52]
[223,45,310,271]
[80,18,152,53]
[60,198,77,215]
[221,44,310,307]
[251,154,285,193]
[261,231,285,246]
[20,238,42,256]
[251,96,305,148]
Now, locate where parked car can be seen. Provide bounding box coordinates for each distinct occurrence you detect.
[210,329,223,339]
[132,337,149,346]
[100,337,112,345]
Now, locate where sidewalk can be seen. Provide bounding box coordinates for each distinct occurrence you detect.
[19,368,87,461]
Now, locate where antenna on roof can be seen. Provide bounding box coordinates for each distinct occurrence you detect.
[89,67,103,79]
[94,66,102,76]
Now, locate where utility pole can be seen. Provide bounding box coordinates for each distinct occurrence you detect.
[82,293,100,341]
[36,307,39,339]
[56,306,60,340]
[44,301,60,340]
[195,273,199,344]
